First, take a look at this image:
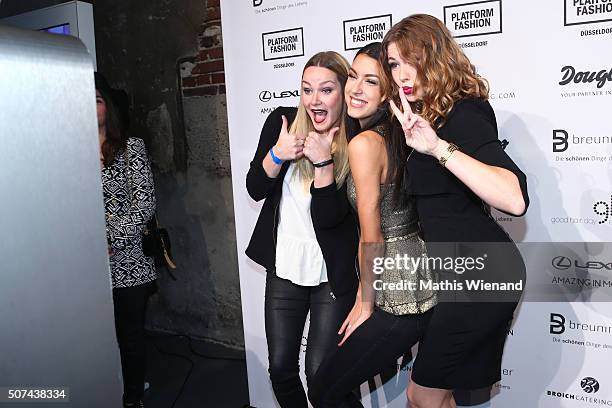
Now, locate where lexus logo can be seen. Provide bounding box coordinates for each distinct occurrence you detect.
[552,256,571,270]
[581,377,600,394]
[259,91,272,102]
[259,89,300,103]
[551,256,612,271]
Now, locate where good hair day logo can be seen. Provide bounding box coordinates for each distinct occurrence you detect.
[443,0,502,38]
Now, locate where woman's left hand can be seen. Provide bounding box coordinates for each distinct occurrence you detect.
[303,127,338,164]
[390,88,443,157]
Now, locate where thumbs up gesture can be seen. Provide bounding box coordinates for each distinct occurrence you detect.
[303,127,338,164]
[272,115,306,161]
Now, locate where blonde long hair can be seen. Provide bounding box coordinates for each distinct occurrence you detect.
[381,14,489,129]
[290,51,351,189]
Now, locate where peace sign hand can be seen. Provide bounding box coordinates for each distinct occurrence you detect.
[389,88,441,156]
[273,115,305,161]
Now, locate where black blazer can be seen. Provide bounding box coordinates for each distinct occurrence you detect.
[245,107,359,297]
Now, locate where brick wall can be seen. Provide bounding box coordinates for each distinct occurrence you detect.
[182,0,225,97]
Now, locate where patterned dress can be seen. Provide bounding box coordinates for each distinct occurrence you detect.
[102,137,156,288]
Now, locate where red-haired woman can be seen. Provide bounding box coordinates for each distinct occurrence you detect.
[380,14,529,408]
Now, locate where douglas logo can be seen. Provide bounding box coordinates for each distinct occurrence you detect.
[559,65,612,89]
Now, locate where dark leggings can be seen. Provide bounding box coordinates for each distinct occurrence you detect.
[113,280,155,404]
[265,272,354,408]
[308,307,433,408]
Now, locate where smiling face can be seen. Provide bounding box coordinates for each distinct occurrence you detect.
[386,42,420,102]
[345,53,385,128]
[301,66,344,133]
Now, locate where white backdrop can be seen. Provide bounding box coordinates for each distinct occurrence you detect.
[221,0,612,406]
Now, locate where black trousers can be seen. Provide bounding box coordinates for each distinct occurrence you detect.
[308,307,433,408]
[265,272,354,408]
[112,280,155,404]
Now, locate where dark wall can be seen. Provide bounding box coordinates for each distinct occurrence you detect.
[1,0,244,348]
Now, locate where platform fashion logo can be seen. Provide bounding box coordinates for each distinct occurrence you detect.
[262,28,304,62]
[564,0,612,26]
[443,0,502,44]
[343,15,392,51]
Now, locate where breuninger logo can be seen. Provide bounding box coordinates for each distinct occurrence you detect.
[551,129,612,164]
[549,312,612,336]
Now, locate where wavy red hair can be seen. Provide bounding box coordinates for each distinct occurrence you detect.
[380,14,489,129]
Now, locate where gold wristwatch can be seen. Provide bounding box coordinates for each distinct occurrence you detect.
[438,142,459,167]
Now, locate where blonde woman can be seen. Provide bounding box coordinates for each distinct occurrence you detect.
[246,51,359,408]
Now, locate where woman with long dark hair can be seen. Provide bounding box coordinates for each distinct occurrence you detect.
[96,73,156,408]
[381,14,529,408]
[245,52,359,407]
[308,43,436,408]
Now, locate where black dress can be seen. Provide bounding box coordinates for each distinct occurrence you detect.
[408,98,529,390]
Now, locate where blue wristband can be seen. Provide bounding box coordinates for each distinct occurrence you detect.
[269,147,284,165]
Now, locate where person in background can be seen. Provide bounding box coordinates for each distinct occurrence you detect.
[245,52,359,408]
[381,14,529,408]
[96,73,157,408]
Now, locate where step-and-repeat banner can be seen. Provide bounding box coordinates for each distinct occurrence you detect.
[221,1,612,406]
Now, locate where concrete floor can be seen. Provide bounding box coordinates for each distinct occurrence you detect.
[143,333,251,408]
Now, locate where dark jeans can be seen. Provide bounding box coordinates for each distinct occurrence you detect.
[265,272,354,408]
[308,307,433,408]
[113,280,156,404]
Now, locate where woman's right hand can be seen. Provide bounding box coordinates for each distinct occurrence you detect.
[272,115,305,161]
[338,293,373,346]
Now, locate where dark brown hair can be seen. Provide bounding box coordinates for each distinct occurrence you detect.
[97,87,127,167]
